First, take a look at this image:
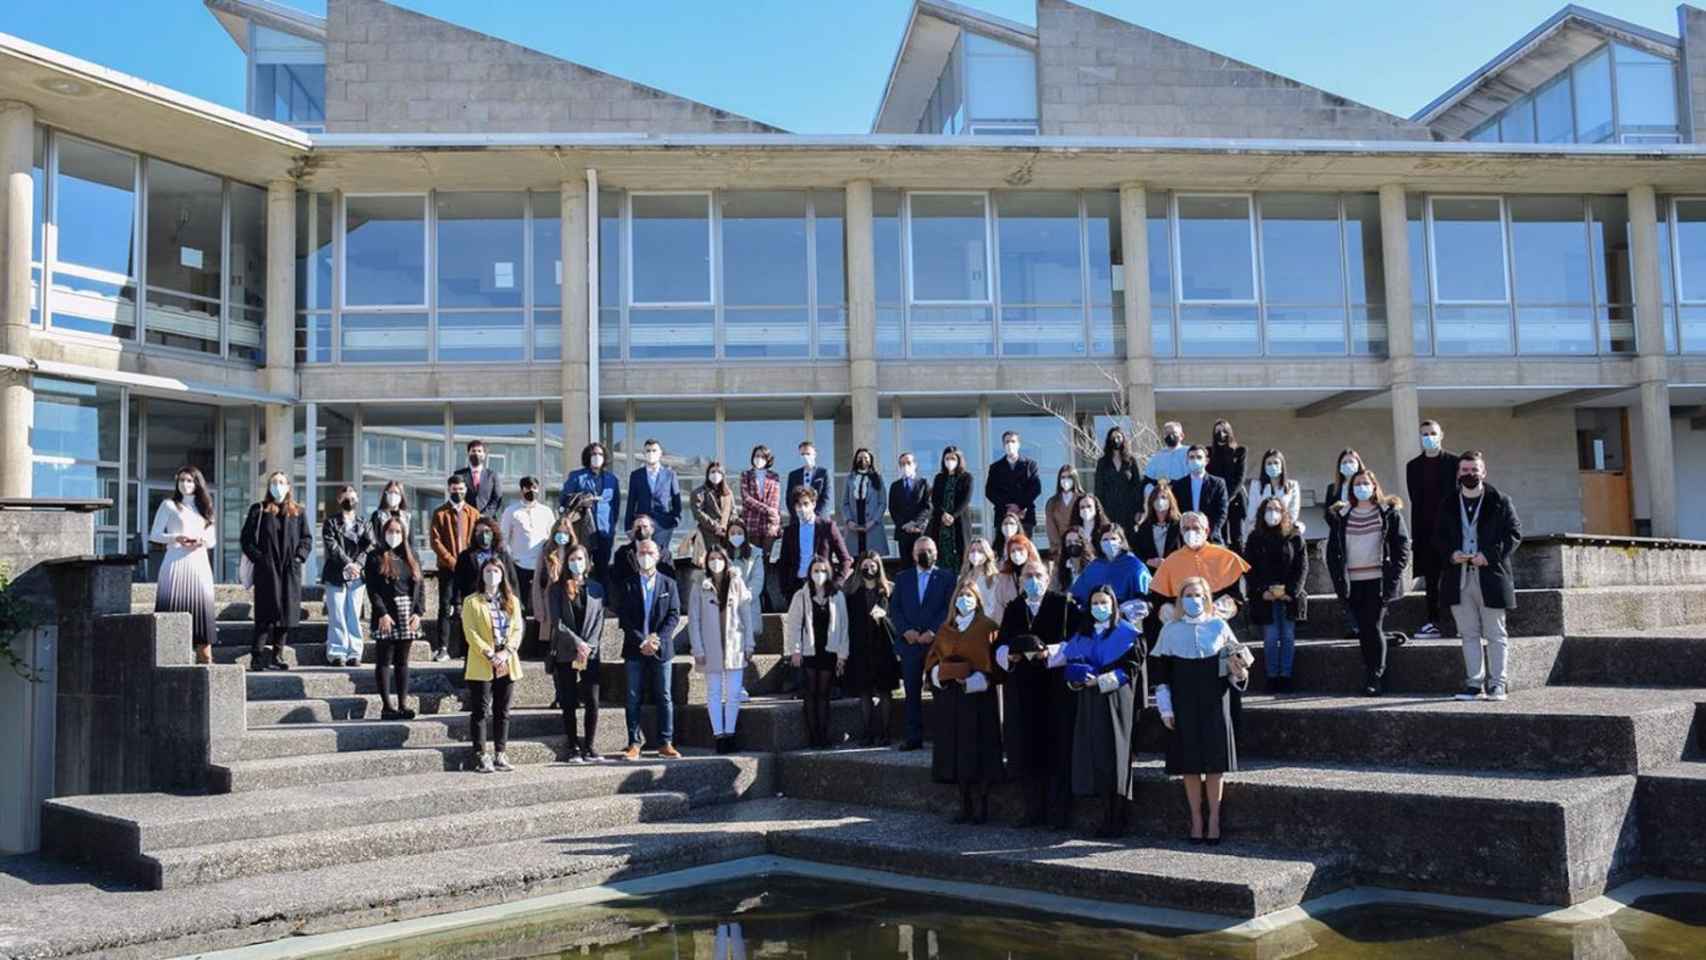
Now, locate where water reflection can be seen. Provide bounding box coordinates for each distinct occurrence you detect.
[315,877,1706,960]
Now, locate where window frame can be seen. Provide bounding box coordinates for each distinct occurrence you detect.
[626,190,716,309]
[905,189,995,306]
[337,191,432,364]
[45,131,142,345]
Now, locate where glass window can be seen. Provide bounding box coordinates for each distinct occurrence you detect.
[1659,202,1678,353]
[1433,305,1513,355]
[909,193,989,302]
[145,399,218,484]
[1468,123,1499,143]
[631,403,716,510]
[631,193,711,304]
[438,311,527,363]
[344,195,426,306]
[724,400,807,475]
[898,402,984,536]
[909,306,994,358]
[629,308,714,360]
[29,127,43,327]
[251,25,325,126]
[1176,195,1255,301]
[1259,193,1344,305]
[599,191,621,361]
[964,32,1037,124]
[1086,191,1120,357]
[1589,196,1635,353]
[452,403,540,491]
[1407,196,1432,355]
[436,192,524,309]
[1573,48,1613,143]
[727,308,809,359]
[721,191,808,359]
[1614,45,1678,129]
[1535,77,1573,143]
[532,192,561,308]
[1343,194,1384,307]
[1675,199,1706,303]
[814,190,846,306]
[219,409,252,581]
[228,182,266,362]
[31,378,122,535]
[360,404,446,564]
[998,191,1082,306]
[874,189,904,358]
[144,159,223,355]
[986,409,1068,544]
[296,192,333,311]
[1507,197,1595,355]
[341,313,429,363]
[1178,305,1260,357]
[52,136,137,339]
[1148,192,1173,357]
[1430,197,1507,302]
[1498,96,1535,143]
[298,313,331,365]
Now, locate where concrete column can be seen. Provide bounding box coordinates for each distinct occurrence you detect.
[1379,184,1422,476]
[846,179,879,454]
[261,180,297,482]
[0,101,35,499]
[560,178,591,470]
[1117,182,1157,429]
[1629,184,1678,537]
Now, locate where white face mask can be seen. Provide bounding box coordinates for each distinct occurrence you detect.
[801,453,817,469]
[1339,461,1359,478]
[900,462,916,479]
[638,553,658,571]
[944,458,959,472]
[752,457,766,471]
[1091,603,1113,622]
[1184,530,1207,549]
[177,480,196,496]
[1265,463,1281,480]
[811,570,829,586]
[590,454,605,469]
[797,507,815,523]
[1079,508,1096,522]
[269,481,288,500]
[1009,550,1027,566]
[1001,524,1019,538]
[1182,594,1206,618]
[1188,457,1207,475]
[483,571,503,591]
[1060,477,1075,491]
[1154,501,1170,518]
[385,491,401,508]
[729,534,746,547]
[708,560,726,575]
[1353,484,1375,502]
[385,533,403,549]
[968,550,985,567]
[707,472,723,486]
[1265,510,1283,527]
[567,559,587,576]
[1004,441,1020,458]
[645,449,661,466]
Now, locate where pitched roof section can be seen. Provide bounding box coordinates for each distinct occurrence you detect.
[1035,0,1431,141]
[204,0,327,52]
[872,0,1037,133]
[324,0,784,134]
[1413,4,1679,139]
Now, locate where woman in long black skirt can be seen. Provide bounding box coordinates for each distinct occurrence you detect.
[1060,583,1143,838]
[1153,576,1253,845]
[924,579,1004,824]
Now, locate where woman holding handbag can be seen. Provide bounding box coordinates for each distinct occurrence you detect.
[844,551,901,746]
[364,516,423,720]
[463,557,524,773]
[688,546,753,753]
[547,543,605,763]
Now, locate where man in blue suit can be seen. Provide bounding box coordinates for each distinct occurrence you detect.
[786,440,832,522]
[617,537,681,760]
[624,438,682,554]
[890,535,952,751]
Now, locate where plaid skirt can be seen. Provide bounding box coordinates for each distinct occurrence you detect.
[374,594,423,642]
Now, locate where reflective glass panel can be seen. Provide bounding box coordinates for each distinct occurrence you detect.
[532,191,561,307]
[144,160,223,355]
[1535,77,1573,143]
[436,192,524,309]
[998,191,1081,306]
[1260,193,1342,305]
[229,183,267,362]
[1000,306,1085,357]
[55,137,136,278]
[814,190,846,306]
[910,194,989,302]
[360,404,446,561]
[1499,97,1535,143]
[629,308,714,359]
[340,312,428,362]
[1510,196,1590,305]
[1086,191,1118,305]
[726,307,809,359]
[452,402,540,488]
[1177,195,1254,301]
[965,32,1037,122]
[1614,44,1678,128]
[631,194,711,304]
[908,305,993,357]
[722,191,807,307]
[437,310,526,363]
[344,195,426,306]
[1177,305,1259,356]
[1573,48,1613,142]
[1434,305,1513,355]
[1431,197,1507,302]
[1517,306,1595,355]
[1674,199,1706,302]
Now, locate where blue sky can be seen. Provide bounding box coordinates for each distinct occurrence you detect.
[1,0,1689,131]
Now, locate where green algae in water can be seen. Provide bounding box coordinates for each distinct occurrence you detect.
[317,877,1706,959]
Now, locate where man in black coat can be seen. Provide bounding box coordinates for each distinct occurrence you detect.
[785,440,833,522]
[617,537,682,760]
[889,451,932,561]
[778,486,853,599]
[1407,419,1462,640]
[451,439,504,519]
[985,430,1042,537]
[1175,445,1229,544]
[1435,451,1521,703]
[993,563,1077,828]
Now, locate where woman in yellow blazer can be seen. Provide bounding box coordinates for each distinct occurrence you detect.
[462,557,525,773]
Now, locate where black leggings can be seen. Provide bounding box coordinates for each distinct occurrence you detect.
[859,689,892,744]
[373,638,412,710]
[804,667,835,747]
[553,664,601,753]
[1349,580,1389,686]
[467,677,514,753]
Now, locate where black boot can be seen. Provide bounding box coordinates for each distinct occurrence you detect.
[973,787,990,825]
[248,646,268,672]
[951,785,974,824]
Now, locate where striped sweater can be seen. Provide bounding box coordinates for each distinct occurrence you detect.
[1344,505,1384,581]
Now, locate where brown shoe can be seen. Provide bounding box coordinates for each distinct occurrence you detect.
[658,743,681,759]
[621,744,642,761]
[194,645,213,665]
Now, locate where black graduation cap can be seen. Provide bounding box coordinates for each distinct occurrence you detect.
[1008,633,1045,657]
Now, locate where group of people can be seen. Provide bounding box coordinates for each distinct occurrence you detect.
[144,416,1521,837]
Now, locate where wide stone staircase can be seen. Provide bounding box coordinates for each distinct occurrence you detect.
[22,535,1706,957]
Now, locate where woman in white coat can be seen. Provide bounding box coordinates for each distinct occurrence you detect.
[688,545,753,753]
[726,519,765,652]
[1242,448,1305,542]
[151,465,218,664]
[784,557,850,750]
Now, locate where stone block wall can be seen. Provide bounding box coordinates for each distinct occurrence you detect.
[1679,5,1706,142]
[1034,0,1433,140]
[324,0,782,134]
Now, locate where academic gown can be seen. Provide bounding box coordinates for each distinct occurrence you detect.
[996,592,1076,780]
[924,614,1004,786]
[1061,620,1143,798]
[1154,617,1241,776]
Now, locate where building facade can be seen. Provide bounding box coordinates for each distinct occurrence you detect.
[4,0,1706,580]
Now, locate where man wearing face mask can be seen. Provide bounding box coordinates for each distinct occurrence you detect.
[1407,420,1462,641]
[995,561,1077,828]
[562,442,622,581]
[1149,512,1250,634]
[889,452,932,562]
[500,476,555,628]
[452,439,504,520]
[778,486,852,600]
[1174,444,1229,546]
[1143,421,1191,501]
[786,441,833,523]
[891,536,953,751]
[617,538,682,760]
[430,475,481,662]
[612,514,678,588]
[985,430,1042,546]
[624,438,683,555]
[1437,452,1521,702]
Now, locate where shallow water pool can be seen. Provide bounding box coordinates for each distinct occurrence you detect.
[285,876,1706,959]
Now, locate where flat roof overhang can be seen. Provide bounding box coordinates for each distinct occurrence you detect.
[0,32,308,184]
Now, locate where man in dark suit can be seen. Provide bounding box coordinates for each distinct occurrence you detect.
[889,451,932,562]
[778,486,853,599]
[1177,445,1229,544]
[451,439,504,519]
[985,429,1042,538]
[786,440,832,522]
[891,536,953,751]
[1407,419,1462,640]
[617,537,681,760]
[623,437,682,554]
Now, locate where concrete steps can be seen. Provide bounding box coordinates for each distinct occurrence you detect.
[1557,627,1706,687]
[1636,760,1706,881]
[1291,584,1706,639]
[776,748,1638,907]
[1236,687,1706,775]
[1245,635,1564,695]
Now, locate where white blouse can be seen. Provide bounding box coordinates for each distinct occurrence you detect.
[150,499,214,554]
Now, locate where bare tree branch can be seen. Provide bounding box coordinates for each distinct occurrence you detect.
[1016,364,1160,469]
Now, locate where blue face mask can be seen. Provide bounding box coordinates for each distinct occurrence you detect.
[1265,462,1282,479]
[1182,595,1206,618]
[1023,577,1046,599]
[1188,458,1207,476]
[955,595,976,616]
[1353,484,1375,502]
[553,531,571,546]
[1090,604,1113,622]
[1339,461,1358,478]
[1421,434,1441,452]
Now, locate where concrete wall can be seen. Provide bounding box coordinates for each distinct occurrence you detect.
[323,0,783,134]
[1679,5,1706,143]
[1156,406,1582,538]
[1034,0,1433,140]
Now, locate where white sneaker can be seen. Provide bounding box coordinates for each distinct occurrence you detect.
[1486,684,1508,702]
[475,752,495,774]
[494,751,514,772]
[1415,623,1442,640]
[1454,686,1484,701]
[434,650,451,663]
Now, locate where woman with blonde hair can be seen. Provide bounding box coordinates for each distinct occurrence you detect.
[688,545,753,753]
[532,512,578,634]
[958,536,1001,618]
[240,471,313,672]
[784,556,849,750]
[464,556,524,773]
[1154,576,1252,844]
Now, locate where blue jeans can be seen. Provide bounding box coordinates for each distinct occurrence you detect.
[323,581,366,661]
[897,643,927,744]
[1263,607,1296,678]
[624,656,673,747]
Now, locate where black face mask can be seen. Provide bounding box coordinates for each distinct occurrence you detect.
[916,553,935,568]
[469,454,484,467]
[339,498,355,511]
[1164,435,1180,448]
[862,566,879,578]
[1065,542,1084,558]
[522,489,537,502]
[1459,475,1482,490]
[635,529,652,542]
[449,491,465,505]
[1214,431,1229,443]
